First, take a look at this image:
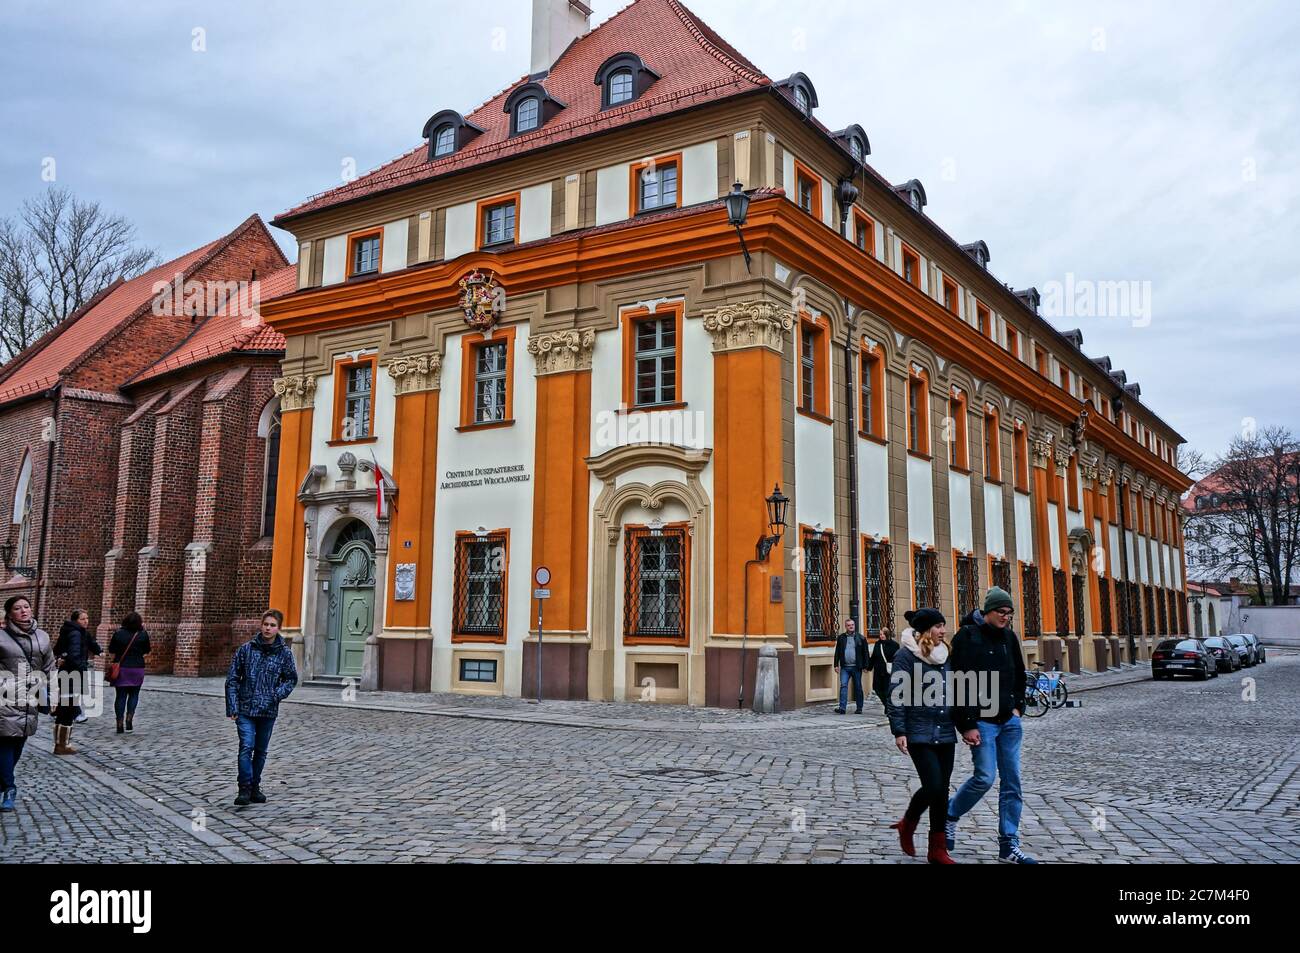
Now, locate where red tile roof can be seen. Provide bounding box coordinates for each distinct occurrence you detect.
[0,215,282,406]
[275,0,770,223]
[0,240,223,406]
[128,264,295,386]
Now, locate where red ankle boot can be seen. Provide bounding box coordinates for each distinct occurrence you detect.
[890,815,920,856]
[928,830,957,864]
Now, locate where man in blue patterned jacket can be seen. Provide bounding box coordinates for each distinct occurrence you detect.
[225,610,298,806]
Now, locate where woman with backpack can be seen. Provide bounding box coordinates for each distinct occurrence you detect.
[885,608,958,864]
[106,611,150,734]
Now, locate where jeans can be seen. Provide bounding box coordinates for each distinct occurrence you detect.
[838,666,864,711]
[947,716,1024,845]
[114,686,141,721]
[236,715,276,788]
[905,742,956,830]
[0,737,25,790]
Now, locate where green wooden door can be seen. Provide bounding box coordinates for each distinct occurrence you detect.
[328,541,374,678]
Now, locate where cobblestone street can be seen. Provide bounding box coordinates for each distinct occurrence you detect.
[3,652,1296,864]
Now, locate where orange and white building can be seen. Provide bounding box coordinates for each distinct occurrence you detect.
[261,0,1193,705]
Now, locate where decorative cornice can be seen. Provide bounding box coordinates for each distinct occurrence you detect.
[1081,461,1100,484]
[526,328,597,375]
[702,301,795,354]
[1031,438,1053,469]
[386,352,442,394]
[273,374,317,412]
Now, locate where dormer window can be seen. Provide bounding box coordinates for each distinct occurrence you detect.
[833,125,871,166]
[776,73,819,118]
[504,82,566,137]
[515,97,540,133]
[894,178,928,213]
[421,110,485,161]
[433,124,456,157]
[595,52,661,110]
[609,69,634,105]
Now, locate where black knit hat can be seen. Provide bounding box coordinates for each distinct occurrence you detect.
[904,607,946,635]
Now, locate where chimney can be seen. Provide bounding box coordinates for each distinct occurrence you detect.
[531,0,591,76]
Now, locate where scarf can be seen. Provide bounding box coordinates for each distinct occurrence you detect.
[901,627,949,665]
[4,617,35,639]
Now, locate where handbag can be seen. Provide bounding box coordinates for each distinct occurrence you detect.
[106,631,139,684]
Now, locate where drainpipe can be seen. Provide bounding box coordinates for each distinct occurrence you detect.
[34,383,61,621]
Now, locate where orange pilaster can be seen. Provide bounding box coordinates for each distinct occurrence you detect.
[269,407,313,628]
[713,345,784,636]
[385,389,439,629]
[1031,463,1056,634]
[530,369,591,632]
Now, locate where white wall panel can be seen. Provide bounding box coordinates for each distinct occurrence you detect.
[380,219,408,274]
[907,455,935,546]
[518,183,553,244]
[596,163,631,226]
[443,201,476,261]
[681,140,718,206]
[984,483,1005,559]
[948,471,973,552]
[321,235,347,286]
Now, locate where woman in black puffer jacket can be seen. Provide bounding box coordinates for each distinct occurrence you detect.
[52,608,101,754]
[885,608,958,864]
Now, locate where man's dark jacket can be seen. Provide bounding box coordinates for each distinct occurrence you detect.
[225,635,298,719]
[834,631,869,669]
[950,609,1026,732]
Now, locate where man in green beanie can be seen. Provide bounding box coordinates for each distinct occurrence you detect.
[945,586,1036,864]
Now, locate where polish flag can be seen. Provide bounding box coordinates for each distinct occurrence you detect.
[369,450,392,519]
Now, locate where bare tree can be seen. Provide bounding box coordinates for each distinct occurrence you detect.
[0,188,155,362]
[1185,425,1300,605]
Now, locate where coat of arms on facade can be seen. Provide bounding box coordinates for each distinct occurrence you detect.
[458,269,502,334]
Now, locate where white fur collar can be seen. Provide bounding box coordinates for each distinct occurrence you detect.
[901,627,949,665]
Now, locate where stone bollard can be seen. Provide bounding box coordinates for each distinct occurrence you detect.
[753,644,780,714]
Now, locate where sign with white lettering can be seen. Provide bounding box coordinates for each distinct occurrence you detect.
[534,588,551,600]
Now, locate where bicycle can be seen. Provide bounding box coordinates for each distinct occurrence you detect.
[1029,660,1070,710]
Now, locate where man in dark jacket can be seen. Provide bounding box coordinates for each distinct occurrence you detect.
[944,586,1037,864]
[869,627,899,710]
[225,609,297,806]
[833,618,868,714]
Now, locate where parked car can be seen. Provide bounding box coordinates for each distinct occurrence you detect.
[1224,634,1256,667]
[1151,639,1215,680]
[1202,636,1241,673]
[1239,633,1266,664]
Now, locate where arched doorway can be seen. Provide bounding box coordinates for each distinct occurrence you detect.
[1207,601,1218,637]
[325,521,375,678]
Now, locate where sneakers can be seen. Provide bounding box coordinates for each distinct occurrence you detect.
[234,787,252,806]
[944,816,958,852]
[75,712,88,724]
[0,787,15,811]
[250,787,267,804]
[998,842,1038,864]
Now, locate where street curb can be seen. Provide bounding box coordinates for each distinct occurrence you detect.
[133,684,872,734]
[36,746,258,862]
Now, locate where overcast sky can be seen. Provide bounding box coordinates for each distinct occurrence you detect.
[2,0,1297,460]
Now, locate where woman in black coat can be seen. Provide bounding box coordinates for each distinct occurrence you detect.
[107,612,150,734]
[52,608,100,753]
[885,608,958,864]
